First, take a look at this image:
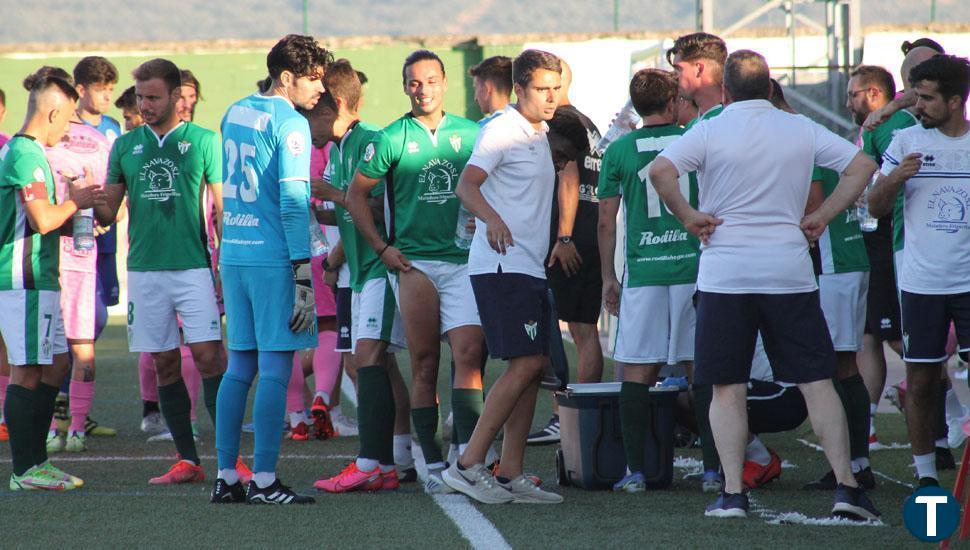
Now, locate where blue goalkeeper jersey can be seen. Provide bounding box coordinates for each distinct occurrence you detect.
[219,94,312,267]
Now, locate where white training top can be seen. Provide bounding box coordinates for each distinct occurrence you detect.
[882,124,970,294]
[659,100,859,294]
[466,104,556,280]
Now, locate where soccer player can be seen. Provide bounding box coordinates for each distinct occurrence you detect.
[44,73,114,453]
[867,54,970,489]
[115,86,144,132]
[95,58,227,485]
[597,68,699,493]
[213,34,332,505]
[666,31,728,492]
[861,39,944,132]
[650,49,879,520]
[469,56,512,123]
[769,82,874,491]
[347,50,485,494]
[176,69,201,122]
[444,49,567,504]
[311,62,411,492]
[1,72,105,490]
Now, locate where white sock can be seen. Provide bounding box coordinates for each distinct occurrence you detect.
[218,468,239,485]
[379,463,394,473]
[393,434,412,465]
[745,436,771,466]
[253,472,276,489]
[851,457,869,473]
[936,438,949,449]
[356,457,379,472]
[315,391,331,406]
[426,461,446,472]
[914,452,938,480]
[458,443,469,455]
[289,411,305,428]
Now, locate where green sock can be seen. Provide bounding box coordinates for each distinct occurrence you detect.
[842,374,872,461]
[620,381,652,474]
[202,374,222,429]
[451,388,483,446]
[32,383,59,467]
[357,365,395,464]
[411,406,444,465]
[4,384,37,476]
[158,379,200,465]
[692,384,719,472]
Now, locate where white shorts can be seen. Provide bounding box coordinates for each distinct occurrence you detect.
[389,260,481,334]
[613,283,695,364]
[127,269,222,353]
[352,277,406,354]
[819,271,869,352]
[0,289,68,366]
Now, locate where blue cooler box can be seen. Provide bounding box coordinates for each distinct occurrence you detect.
[555,382,677,490]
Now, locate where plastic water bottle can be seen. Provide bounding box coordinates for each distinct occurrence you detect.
[72,209,95,251]
[454,205,475,250]
[857,175,879,232]
[595,99,641,155]
[309,205,329,256]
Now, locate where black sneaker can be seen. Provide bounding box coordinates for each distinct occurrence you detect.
[704,491,749,518]
[246,479,315,505]
[832,483,880,521]
[210,478,247,504]
[398,467,418,483]
[856,467,876,491]
[526,415,561,445]
[936,447,956,470]
[918,476,940,489]
[801,470,836,491]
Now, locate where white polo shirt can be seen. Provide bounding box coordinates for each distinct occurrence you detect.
[659,100,859,294]
[466,104,555,280]
[882,124,970,295]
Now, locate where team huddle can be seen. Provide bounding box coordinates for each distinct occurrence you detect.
[1,31,969,520]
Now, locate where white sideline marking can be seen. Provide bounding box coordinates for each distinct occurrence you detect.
[433,494,513,550]
[0,453,355,464]
[748,494,885,527]
[795,438,913,489]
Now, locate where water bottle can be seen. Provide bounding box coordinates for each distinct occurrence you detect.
[454,205,475,250]
[595,99,641,155]
[309,205,329,256]
[72,209,95,251]
[857,175,879,232]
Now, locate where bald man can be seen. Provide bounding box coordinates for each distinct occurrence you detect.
[0,72,105,491]
[863,43,943,131]
[527,60,605,445]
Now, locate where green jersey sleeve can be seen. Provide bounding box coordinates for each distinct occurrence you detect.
[202,130,223,184]
[106,139,125,185]
[5,149,47,190]
[357,130,398,180]
[596,145,622,199]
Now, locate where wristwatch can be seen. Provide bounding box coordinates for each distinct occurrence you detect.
[558,236,572,244]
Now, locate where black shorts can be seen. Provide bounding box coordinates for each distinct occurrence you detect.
[900,290,970,362]
[335,287,352,352]
[747,381,807,434]
[862,228,902,341]
[693,290,836,385]
[547,250,602,324]
[471,271,550,361]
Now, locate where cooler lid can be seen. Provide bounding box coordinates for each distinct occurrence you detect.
[562,382,682,397]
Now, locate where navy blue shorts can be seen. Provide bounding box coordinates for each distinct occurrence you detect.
[335,287,352,353]
[900,290,970,363]
[693,290,836,385]
[471,271,550,360]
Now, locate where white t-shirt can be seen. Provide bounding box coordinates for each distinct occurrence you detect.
[466,105,556,279]
[659,100,859,294]
[882,125,970,294]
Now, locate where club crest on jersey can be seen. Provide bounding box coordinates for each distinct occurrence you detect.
[33,167,45,183]
[177,140,191,155]
[523,321,538,341]
[138,158,181,202]
[449,134,461,153]
[407,141,420,154]
[363,143,375,163]
[417,158,459,205]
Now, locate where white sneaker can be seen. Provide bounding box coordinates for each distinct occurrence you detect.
[500,474,563,504]
[424,467,457,494]
[140,412,166,435]
[46,430,64,453]
[331,411,358,436]
[147,422,200,442]
[441,462,512,504]
[948,415,970,449]
[64,432,86,452]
